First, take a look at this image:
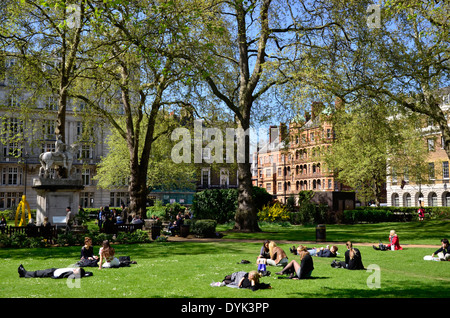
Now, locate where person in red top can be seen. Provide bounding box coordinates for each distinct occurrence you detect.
[386,230,403,250]
[373,230,403,251]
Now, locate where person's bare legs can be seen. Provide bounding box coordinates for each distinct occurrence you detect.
[276,260,300,275]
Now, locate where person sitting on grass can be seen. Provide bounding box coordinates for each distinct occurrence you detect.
[18,264,92,279]
[98,240,120,269]
[431,238,450,261]
[373,230,403,251]
[276,245,314,279]
[266,241,288,267]
[331,241,364,270]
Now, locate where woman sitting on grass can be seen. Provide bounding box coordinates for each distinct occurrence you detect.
[266,241,288,267]
[276,245,314,279]
[332,241,364,270]
[98,240,120,269]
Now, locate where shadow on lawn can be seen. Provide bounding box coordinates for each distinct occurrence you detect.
[284,280,450,298]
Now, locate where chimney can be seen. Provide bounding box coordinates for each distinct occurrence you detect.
[311,102,324,120]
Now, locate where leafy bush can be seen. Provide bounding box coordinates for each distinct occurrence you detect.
[146,200,167,220]
[258,202,290,222]
[0,232,46,248]
[293,201,328,225]
[192,187,272,223]
[192,189,238,223]
[190,219,217,238]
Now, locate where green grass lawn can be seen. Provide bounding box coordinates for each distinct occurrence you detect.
[1,220,449,300]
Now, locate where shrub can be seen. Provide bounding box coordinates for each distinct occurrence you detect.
[192,189,238,223]
[294,201,328,225]
[146,200,167,220]
[258,202,290,222]
[190,219,217,238]
[192,187,272,223]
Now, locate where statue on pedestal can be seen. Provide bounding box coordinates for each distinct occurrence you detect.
[39,135,80,178]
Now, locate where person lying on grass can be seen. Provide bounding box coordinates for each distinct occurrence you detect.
[211,270,272,291]
[290,244,338,258]
[18,264,92,279]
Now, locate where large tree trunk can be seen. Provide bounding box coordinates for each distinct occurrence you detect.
[233,119,261,232]
[128,165,148,218]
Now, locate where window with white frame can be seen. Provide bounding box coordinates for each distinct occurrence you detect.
[2,167,22,185]
[78,144,93,160]
[0,192,22,208]
[43,120,55,140]
[220,168,229,187]
[429,162,435,180]
[80,192,94,208]
[81,168,91,185]
[444,161,449,179]
[201,168,210,187]
[427,138,435,151]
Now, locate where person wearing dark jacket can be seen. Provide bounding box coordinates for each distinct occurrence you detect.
[276,245,314,279]
[308,245,338,257]
[220,270,272,291]
[431,238,450,261]
[333,241,364,270]
[18,264,92,279]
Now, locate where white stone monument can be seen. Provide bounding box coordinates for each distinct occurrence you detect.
[33,135,84,227]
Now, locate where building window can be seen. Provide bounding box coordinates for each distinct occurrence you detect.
[429,192,437,206]
[427,138,435,151]
[80,192,94,208]
[0,192,23,208]
[404,193,411,207]
[43,120,55,140]
[443,161,449,180]
[429,163,435,180]
[201,168,210,187]
[81,169,91,186]
[79,144,93,160]
[110,192,129,207]
[392,193,399,207]
[445,193,450,207]
[266,183,272,191]
[220,168,229,187]
[2,167,22,185]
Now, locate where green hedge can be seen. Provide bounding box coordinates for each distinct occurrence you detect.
[187,219,218,238]
[343,206,450,224]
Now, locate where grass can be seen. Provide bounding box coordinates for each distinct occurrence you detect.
[0,220,449,300]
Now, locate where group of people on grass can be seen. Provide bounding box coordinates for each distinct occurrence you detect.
[18,237,136,279]
[217,229,449,291]
[214,239,363,291]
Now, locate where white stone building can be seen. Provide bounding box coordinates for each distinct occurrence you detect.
[386,88,450,207]
[0,56,129,212]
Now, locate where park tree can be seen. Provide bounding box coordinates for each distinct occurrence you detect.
[325,96,428,205]
[304,1,449,157]
[0,0,92,177]
[94,112,195,197]
[70,0,218,216]
[175,0,347,231]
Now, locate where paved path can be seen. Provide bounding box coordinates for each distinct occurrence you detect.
[167,235,437,248]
